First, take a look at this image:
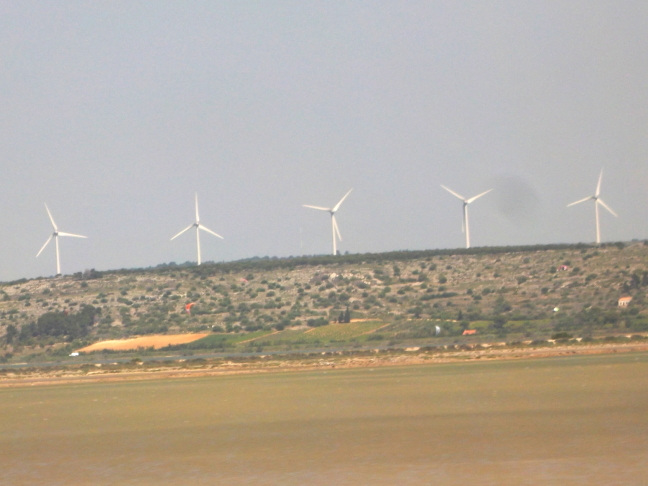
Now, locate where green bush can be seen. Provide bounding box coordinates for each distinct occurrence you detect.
[307,318,328,327]
[551,332,573,340]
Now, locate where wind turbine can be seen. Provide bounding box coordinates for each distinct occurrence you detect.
[171,193,223,265]
[441,185,492,249]
[567,169,617,244]
[36,204,87,276]
[303,188,353,256]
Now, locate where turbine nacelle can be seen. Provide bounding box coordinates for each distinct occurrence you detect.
[171,193,223,265]
[567,169,617,244]
[440,185,492,249]
[303,188,353,255]
[36,204,87,276]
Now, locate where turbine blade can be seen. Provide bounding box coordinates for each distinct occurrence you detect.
[441,185,465,201]
[36,235,53,257]
[597,199,618,217]
[596,169,603,197]
[171,224,194,240]
[44,204,57,231]
[332,188,353,213]
[195,193,200,222]
[567,196,592,207]
[303,205,331,211]
[57,232,87,238]
[466,189,493,204]
[198,224,224,239]
[332,215,342,241]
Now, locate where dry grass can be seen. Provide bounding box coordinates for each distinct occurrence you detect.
[77,333,208,352]
[303,320,385,339]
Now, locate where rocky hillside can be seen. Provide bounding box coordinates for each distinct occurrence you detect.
[1,242,647,359]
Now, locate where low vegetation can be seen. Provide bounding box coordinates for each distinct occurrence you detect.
[1,241,647,362]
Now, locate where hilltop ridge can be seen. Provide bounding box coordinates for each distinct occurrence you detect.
[1,241,647,362]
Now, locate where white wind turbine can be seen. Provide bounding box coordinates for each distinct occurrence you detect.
[303,188,353,256]
[171,193,223,265]
[36,204,87,276]
[441,185,492,249]
[567,169,617,244]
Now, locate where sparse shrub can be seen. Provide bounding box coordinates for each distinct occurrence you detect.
[551,332,573,340]
[307,317,328,327]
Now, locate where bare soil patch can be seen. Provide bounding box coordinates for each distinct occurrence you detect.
[77,333,208,352]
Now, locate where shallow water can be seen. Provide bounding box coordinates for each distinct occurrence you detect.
[2,353,648,485]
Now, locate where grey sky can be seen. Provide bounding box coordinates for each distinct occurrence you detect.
[1,1,647,281]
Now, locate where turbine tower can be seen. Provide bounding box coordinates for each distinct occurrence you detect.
[171,193,223,265]
[36,204,87,276]
[567,169,617,244]
[441,185,492,249]
[303,188,353,256]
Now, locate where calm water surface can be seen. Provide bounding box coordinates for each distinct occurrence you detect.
[1,353,648,485]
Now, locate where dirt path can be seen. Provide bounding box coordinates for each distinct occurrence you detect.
[237,331,280,344]
[359,323,391,336]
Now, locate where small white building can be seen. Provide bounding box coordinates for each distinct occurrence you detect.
[618,296,633,307]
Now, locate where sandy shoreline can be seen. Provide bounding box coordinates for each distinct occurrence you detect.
[2,342,648,388]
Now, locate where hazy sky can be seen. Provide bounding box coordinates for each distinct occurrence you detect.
[1,1,647,281]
